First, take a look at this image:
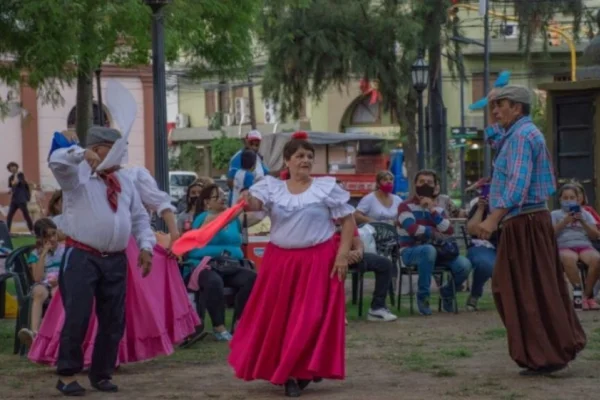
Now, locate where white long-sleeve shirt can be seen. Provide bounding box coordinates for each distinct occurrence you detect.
[121,166,175,216]
[48,146,156,253]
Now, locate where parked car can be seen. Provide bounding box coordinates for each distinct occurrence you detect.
[169,171,197,202]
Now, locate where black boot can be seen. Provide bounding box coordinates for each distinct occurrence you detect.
[284,379,301,397]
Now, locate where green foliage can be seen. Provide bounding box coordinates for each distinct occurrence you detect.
[169,142,204,173]
[210,133,242,170]
[531,89,547,133]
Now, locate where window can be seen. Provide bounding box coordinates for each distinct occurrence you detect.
[553,73,571,82]
[205,90,216,117]
[471,72,499,102]
[350,97,380,124]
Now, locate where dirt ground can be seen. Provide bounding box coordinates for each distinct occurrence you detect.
[2,301,600,400]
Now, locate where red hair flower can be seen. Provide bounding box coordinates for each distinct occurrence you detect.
[291,131,308,140]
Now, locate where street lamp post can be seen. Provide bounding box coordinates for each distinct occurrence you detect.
[411,50,429,170]
[145,0,171,230]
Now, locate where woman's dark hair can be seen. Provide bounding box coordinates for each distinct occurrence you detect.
[6,162,18,171]
[47,190,63,217]
[558,183,579,198]
[194,184,220,218]
[241,149,257,170]
[185,182,204,212]
[33,218,57,239]
[282,138,315,161]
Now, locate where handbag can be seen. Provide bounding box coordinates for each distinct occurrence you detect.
[431,237,459,263]
[209,255,244,276]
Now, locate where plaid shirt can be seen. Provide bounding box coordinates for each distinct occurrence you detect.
[489,117,556,218]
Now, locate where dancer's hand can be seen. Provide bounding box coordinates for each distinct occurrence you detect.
[139,249,153,277]
[84,149,101,171]
[477,218,498,240]
[331,253,349,281]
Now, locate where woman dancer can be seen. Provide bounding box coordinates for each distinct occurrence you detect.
[229,134,355,397]
[29,137,199,366]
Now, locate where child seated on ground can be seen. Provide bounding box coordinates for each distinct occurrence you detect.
[18,218,65,345]
[551,184,600,310]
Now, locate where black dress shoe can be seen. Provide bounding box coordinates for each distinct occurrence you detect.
[91,379,118,392]
[284,379,301,397]
[56,380,86,396]
[519,364,568,376]
[298,377,323,390]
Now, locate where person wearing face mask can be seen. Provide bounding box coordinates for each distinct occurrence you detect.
[354,171,403,225]
[177,181,206,234]
[552,184,600,310]
[397,169,471,316]
[476,86,586,376]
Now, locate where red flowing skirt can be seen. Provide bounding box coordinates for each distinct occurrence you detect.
[228,238,345,384]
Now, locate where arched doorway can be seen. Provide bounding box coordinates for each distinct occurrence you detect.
[339,95,397,137]
[67,102,111,128]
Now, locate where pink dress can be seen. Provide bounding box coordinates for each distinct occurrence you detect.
[228,176,353,385]
[28,166,199,366]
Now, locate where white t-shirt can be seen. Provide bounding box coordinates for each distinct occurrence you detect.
[356,192,402,223]
[250,176,354,249]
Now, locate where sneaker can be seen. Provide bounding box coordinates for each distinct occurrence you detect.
[466,295,479,312]
[584,298,600,311]
[417,297,432,316]
[18,328,35,347]
[367,308,398,322]
[214,330,233,341]
[441,297,456,313]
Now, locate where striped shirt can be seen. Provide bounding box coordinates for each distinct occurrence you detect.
[488,117,556,218]
[397,197,454,249]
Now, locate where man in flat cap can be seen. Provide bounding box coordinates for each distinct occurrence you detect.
[476,86,586,375]
[48,126,155,396]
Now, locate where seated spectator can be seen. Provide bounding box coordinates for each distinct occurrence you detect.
[552,184,600,310]
[184,184,257,341]
[397,169,471,316]
[335,218,397,322]
[433,184,466,218]
[354,171,403,225]
[572,181,600,228]
[17,218,64,346]
[177,181,206,234]
[465,195,497,311]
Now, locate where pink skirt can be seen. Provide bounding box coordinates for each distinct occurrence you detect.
[28,238,200,367]
[228,238,345,385]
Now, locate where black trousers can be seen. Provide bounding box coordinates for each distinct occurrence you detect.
[357,252,394,310]
[196,267,256,328]
[57,247,127,383]
[6,201,33,232]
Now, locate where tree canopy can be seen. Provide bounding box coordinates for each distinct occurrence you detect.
[260,0,589,181]
[0,0,261,139]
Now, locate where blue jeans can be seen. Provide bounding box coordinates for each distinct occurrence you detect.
[401,244,472,300]
[466,246,496,298]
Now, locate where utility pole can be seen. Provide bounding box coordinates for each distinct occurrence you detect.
[248,75,257,129]
[483,0,491,177]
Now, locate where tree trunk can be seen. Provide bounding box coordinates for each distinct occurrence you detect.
[75,68,93,146]
[399,91,419,195]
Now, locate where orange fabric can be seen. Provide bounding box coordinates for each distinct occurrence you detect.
[171,200,247,256]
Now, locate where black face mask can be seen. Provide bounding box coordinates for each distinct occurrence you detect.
[189,196,198,205]
[415,184,435,198]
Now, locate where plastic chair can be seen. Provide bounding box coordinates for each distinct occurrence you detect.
[397,255,459,315]
[0,245,34,355]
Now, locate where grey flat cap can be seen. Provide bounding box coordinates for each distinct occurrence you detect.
[86,126,122,146]
[493,85,531,105]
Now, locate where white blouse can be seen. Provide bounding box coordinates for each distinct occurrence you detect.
[250,176,354,249]
[121,166,175,216]
[356,192,402,222]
